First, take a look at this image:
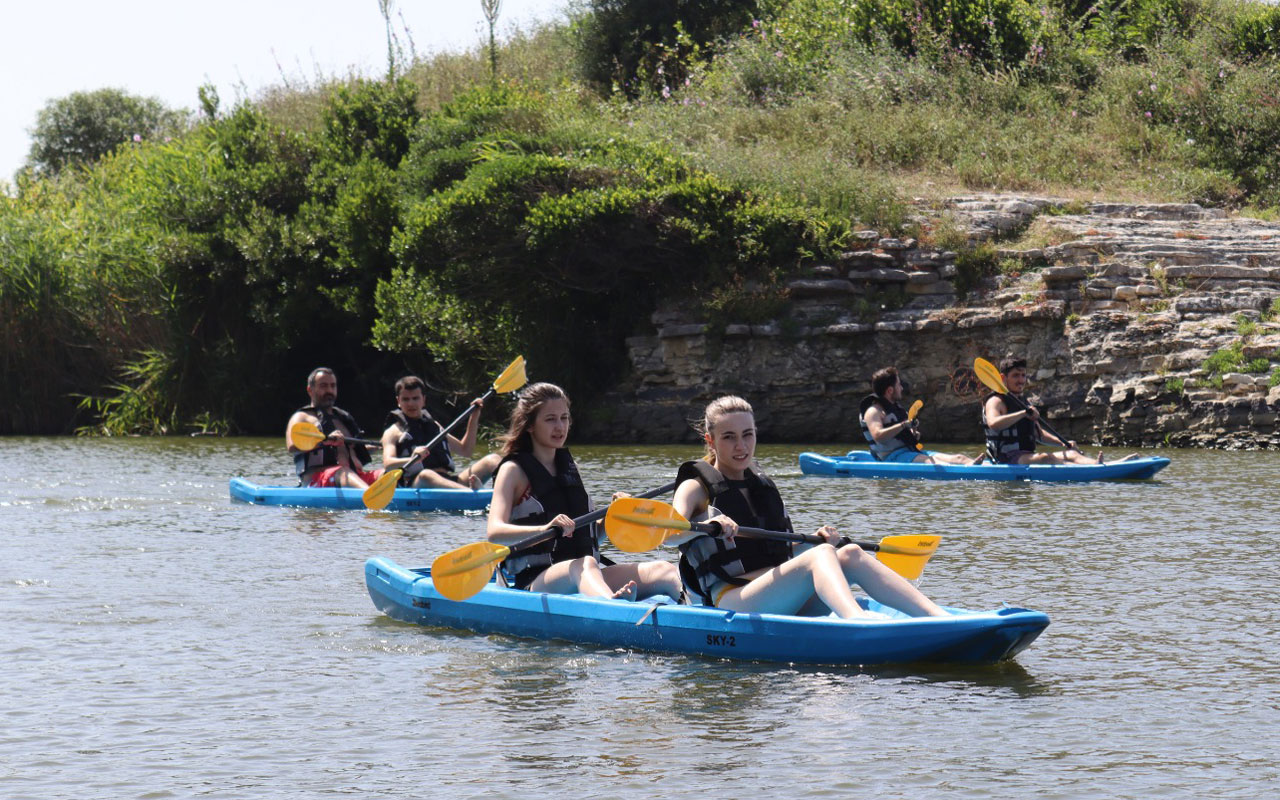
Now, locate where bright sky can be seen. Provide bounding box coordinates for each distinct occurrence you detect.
[0,0,568,184]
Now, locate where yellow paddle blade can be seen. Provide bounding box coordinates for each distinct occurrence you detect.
[873,534,940,581]
[362,468,403,510]
[431,542,510,601]
[973,357,1009,395]
[604,497,692,553]
[907,400,923,421]
[492,355,527,394]
[290,420,327,452]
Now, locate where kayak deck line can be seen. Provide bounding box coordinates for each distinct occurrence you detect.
[365,556,1050,666]
[229,477,492,512]
[799,451,1171,482]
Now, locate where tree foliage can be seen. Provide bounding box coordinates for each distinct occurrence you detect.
[573,0,760,95]
[375,86,834,398]
[25,88,186,176]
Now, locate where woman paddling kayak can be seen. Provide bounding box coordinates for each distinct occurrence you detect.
[667,395,948,620]
[486,382,682,601]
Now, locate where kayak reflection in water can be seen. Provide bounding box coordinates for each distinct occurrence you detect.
[486,382,682,601]
[861,366,980,465]
[666,395,949,620]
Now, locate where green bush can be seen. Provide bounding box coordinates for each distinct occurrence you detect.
[1230,5,1280,60]
[378,87,832,397]
[952,242,1000,296]
[1236,313,1259,337]
[1202,340,1245,376]
[25,88,187,176]
[317,78,420,169]
[572,0,758,96]
[762,0,1049,70]
[1130,45,1280,205]
[1075,0,1204,59]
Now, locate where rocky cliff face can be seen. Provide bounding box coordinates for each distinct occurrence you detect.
[586,195,1280,449]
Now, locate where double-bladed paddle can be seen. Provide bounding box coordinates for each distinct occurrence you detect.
[430,482,678,601]
[603,497,940,580]
[289,420,382,451]
[973,357,1080,454]
[363,356,528,510]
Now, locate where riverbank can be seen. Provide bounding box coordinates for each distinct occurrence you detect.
[595,195,1280,448]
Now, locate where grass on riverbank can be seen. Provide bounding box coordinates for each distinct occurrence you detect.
[260,0,1278,232]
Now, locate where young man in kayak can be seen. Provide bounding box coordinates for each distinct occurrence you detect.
[486,382,682,601]
[667,395,948,619]
[861,367,979,465]
[379,376,501,489]
[285,367,382,488]
[983,357,1140,465]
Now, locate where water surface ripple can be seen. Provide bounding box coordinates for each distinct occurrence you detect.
[1,438,1276,798]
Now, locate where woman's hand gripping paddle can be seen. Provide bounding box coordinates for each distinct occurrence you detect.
[363,356,527,510]
[289,421,382,451]
[603,497,940,580]
[430,482,677,601]
[973,357,1080,455]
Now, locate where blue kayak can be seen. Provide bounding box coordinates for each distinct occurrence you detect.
[799,451,1170,482]
[229,478,492,512]
[364,556,1049,665]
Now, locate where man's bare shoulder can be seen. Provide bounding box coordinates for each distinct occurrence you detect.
[288,409,319,425]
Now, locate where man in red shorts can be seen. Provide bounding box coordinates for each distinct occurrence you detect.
[285,367,382,488]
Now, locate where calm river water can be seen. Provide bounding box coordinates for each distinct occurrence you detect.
[2,437,1277,799]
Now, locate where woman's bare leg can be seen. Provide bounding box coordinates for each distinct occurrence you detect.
[718,544,870,619]
[530,557,633,599]
[836,544,946,616]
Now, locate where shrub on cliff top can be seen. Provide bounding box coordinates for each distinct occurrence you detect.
[572,0,758,97]
[757,0,1049,71]
[375,86,835,397]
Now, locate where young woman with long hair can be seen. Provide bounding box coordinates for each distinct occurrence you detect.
[486,382,682,600]
[668,395,947,619]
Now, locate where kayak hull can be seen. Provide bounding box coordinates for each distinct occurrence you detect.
[364,556,1049,666]
[230,478,492,512]
[798,451,1170,482]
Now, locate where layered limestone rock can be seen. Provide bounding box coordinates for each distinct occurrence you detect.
[590,195,1280,449]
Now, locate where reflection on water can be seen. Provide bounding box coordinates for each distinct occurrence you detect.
[1,437,1277,798]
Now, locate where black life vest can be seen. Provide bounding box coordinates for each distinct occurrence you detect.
[982,392,1039,462]
[385,409,455,485]
[858,394,920,460]
[674,460,793,606]
[293,405,372,479]
[499,448,598,590]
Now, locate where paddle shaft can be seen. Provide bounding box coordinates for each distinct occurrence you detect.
[396,387,496,476]
[500,481,678,555]
[320,435,381,447]
[689,520,902,554]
